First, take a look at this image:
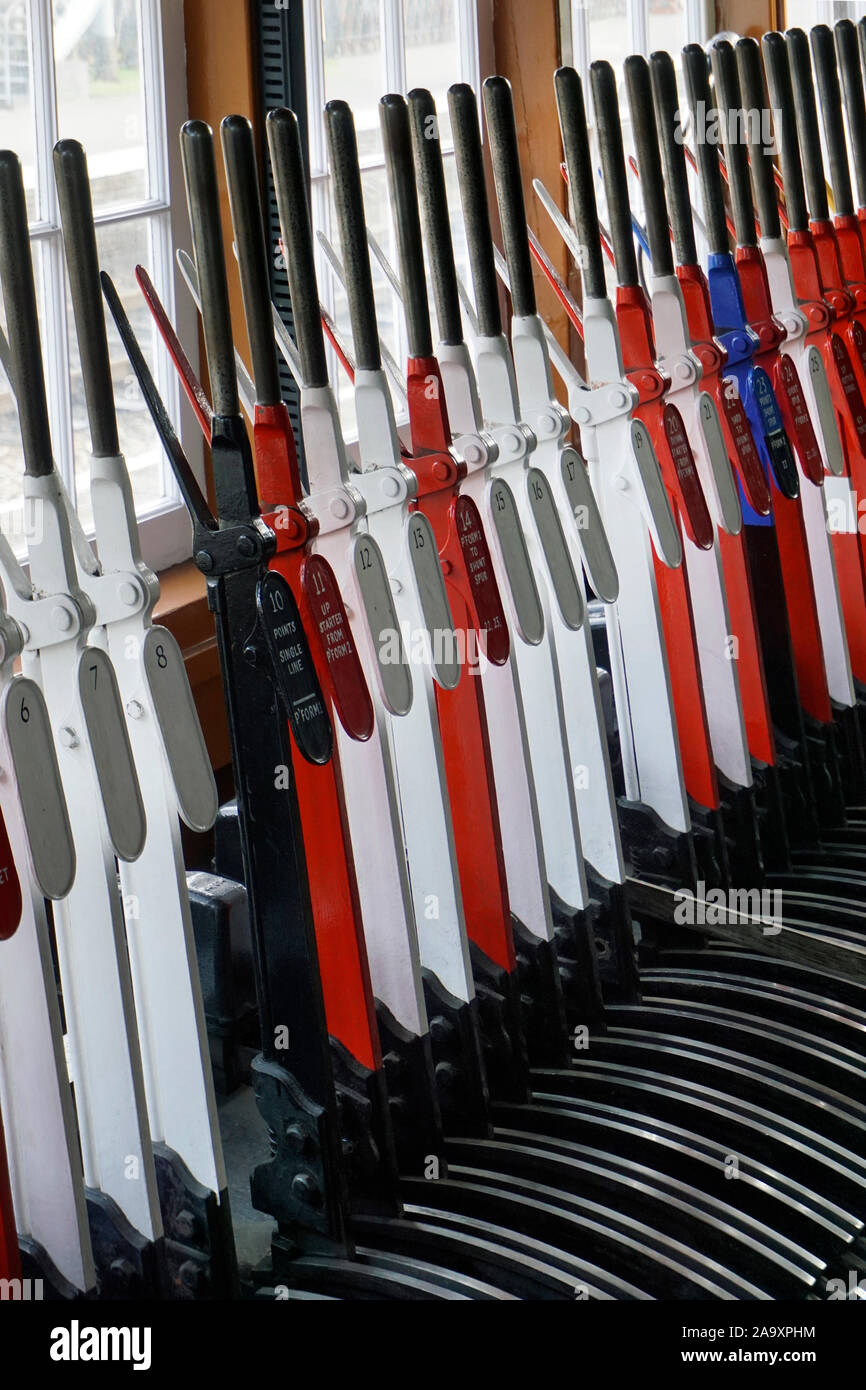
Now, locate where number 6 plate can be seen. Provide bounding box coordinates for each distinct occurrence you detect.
[3,677,74,900]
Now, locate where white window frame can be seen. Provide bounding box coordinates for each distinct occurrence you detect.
[12,0,198,572]
[303,0,480,437]
[568,0,713,87]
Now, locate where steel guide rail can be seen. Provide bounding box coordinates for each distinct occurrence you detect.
[50,139,238,1299]
[0,149,175,1297]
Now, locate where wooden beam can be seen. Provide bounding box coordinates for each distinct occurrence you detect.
[491,0,569,360]
[715,1,776,40]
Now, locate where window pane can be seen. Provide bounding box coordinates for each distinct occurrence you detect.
[321,0,383,161]
[0,0,38,220]
[587,0,630,81]
[405,0,458,146]
[54,0,149,213]
[67,215,167,532]
[647,0,687,56]
[782,1,814,29]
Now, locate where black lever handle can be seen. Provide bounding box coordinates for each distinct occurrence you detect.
[734,38,781,241]
[709,39,757,248]
[553,66,608,298]
[590,60,639,286]
[448,82,503,336]
[266,107,329,390]
[181,121,240,419]
[681,43,729,256]
[0,151,54,476]
[810,24,854,218]
[482,75,537,317]
[649,51,699,269]
[409,88,463,347]
[834,19,866,210]
[762,31,809,233]
[324,99,381,374]
[379,92,434,358]
[221,115,283,408]
[54,139,120,457]
[624,53,673,275]
[102,271,215,534]
[785,27,829,222]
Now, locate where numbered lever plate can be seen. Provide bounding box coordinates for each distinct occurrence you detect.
[559,447,619,602]
[749,366,800,499]
[406,512,461,689]
[826,337,866,468]
[353,532,412,716]
[849,318,866,379]
[452,493,510,665]
[661,404,714,549]
[526,467,585,629]
[142,626,219,833]
[486,478,544,645]
[79,647,147,862]
[301,553,375,740]
[0,804,21,940]
[775,353,823,485]
[696,392,742,534]
[629,418,682,567]
[3,677,75,900]
[717,379,772,513]
[258,570,333,766]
